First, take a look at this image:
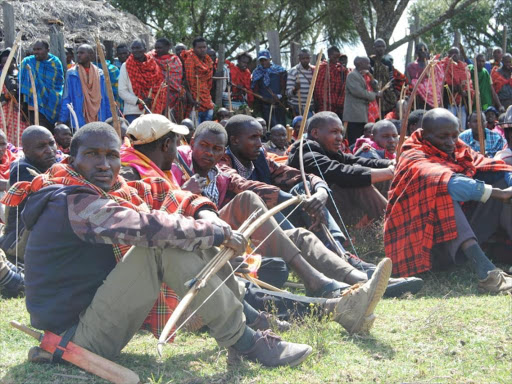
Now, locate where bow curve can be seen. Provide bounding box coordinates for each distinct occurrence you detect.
[156,194,306,356]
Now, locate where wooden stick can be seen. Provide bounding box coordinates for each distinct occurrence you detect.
[297,80,302,116]
[398,61,433,158]
[430,64,438,108]
[26,65,39,126]
[95,38,121,138]
[151,83,165,111]
[0,31,22,106]
[0,104,6,133]
[473,55,485,155]
[67,103,80,132]
[466,66,473,116]
[243,274,287,293]
[227,83,233,112]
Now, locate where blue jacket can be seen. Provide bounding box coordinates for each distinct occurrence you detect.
[59,65,112,128]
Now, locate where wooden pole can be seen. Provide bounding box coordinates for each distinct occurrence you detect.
[2,1,15,49]
[95,38,121,138]
[473,55,485,155]
[503,26,508,53]
[49,25,66,71]
[26,65,39,126]
[430,64,438,108]
[267,30,281,66]
[290,41,300,67]
[214,44,225,107]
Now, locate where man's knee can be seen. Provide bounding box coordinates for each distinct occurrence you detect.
[236,190,267,209]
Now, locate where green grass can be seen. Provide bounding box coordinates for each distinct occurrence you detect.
[1,265,511,384]
[1,225,511,383]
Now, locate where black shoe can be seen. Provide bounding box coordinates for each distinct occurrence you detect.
[1,271,24,298]
[343,252,377,274]
[383,277,424,298]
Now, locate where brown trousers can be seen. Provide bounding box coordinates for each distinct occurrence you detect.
[219,191,355,282]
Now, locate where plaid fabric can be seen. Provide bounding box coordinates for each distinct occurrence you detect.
[2,90,28,145]
[314,61,348,113]
[251,64,286,88]
[229,149,255,179]
[491,68,512,94]
[120,146,179,188]
[443,57,474,105]
[393,68,408,94]
[19,54,64,124]
[2,163,217,342]
[365,73,379,123]
[0,144,17,179]
[459,128,507,158]
[125,54,166,114]
[150,51,184,110]
[92,61,120,103]
[225,60,253,104]
[408,60,445,108]
[182,49,214,112]
[384,129,512,277]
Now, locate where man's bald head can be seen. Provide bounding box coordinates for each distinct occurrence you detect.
[422,108,460,155]
[422,108,459,135]
[21,126,57,171]
[269,124,288,149]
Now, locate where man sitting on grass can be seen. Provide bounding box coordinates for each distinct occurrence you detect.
[385,108,512,293]
[3,122,392,367]
[353,119,399,160]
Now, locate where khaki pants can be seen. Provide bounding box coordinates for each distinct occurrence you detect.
[0,249,10,281]
[219,191,354,282]
[72,246,246,360]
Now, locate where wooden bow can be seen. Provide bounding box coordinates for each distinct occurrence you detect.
[293,50,346,256]
[397,60,435,158]
[0,31,22,109]
[26,65,39,126]
[156,194,306,356]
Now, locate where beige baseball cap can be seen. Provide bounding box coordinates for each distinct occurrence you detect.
[127,114,189,145]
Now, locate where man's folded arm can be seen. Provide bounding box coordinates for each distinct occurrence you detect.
[67,193,226,252]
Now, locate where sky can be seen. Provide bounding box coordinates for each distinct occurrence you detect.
[339,2,412,73]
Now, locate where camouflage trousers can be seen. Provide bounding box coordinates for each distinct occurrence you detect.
[72,246,246,360]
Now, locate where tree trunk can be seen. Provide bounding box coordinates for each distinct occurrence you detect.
[267,30,281,65]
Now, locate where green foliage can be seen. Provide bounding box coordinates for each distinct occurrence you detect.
[410,0,506,56]
[111,0,359,57]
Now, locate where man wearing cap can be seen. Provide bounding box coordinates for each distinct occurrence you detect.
[251,49,287,127]
[3,121,323,367]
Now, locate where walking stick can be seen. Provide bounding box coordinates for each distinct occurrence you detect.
[268,103,274,130]
[95,38,121,138]
[0,31,22,106]
[466,66,473,116]
[227,82,233,113]
[430,64,438,108]
[473,55,485,155]
[26,65,39,126]
[297,79,303,116]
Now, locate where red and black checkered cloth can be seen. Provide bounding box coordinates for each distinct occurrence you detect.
[384,129,512,277]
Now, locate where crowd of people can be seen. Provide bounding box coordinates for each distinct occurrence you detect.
[1,33,512,371]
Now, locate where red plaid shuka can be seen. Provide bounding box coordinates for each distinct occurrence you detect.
[2,163,217,342]
[443,57,474,105]
[182,49,214,113]
[384,129,512,277]
[150,51,185,110]
[393,68,408,94]
[125,53,166,114]
[225,60,254,105]
[314,60,348,113]
[491,68,512,94]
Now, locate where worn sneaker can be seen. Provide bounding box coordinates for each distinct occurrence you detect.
[478,269,512,294]
[28,346,53,364]
[0,271,24,298]
[384,277,424,298]
[248,311,291,332]
[326,257,392,334]
[229,330,312,368]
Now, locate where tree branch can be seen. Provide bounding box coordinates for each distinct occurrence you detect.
[387,0,479,52]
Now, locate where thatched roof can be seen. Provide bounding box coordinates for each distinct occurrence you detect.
[0,0,153,48]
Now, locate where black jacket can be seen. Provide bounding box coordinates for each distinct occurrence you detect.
[287,139,391,188]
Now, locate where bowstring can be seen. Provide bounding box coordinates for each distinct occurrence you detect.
[14,45,23,272]
[304,140,361,262]
[162,199,305,345]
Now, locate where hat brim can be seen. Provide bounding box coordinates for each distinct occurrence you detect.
[172,124,190,136]
[258,56,270,61]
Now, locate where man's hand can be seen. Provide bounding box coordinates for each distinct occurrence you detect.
[182,174,207,194]
[370,165,395,184]
[224,231,248,255]
[196,209,231,234]
[229,256,251,274]
[499,105,506,113]
[491,187,512,203]
[302,188,328,230]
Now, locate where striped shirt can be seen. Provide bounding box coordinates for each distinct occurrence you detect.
[286,64,314,108]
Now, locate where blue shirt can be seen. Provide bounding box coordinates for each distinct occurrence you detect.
[448,173,512,202]
[459,128,506,158]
